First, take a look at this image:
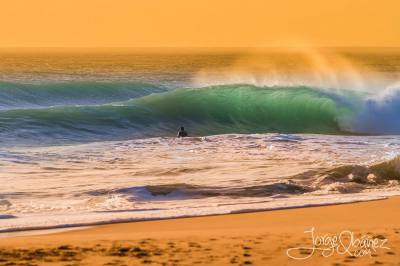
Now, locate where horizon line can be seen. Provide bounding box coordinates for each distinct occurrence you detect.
[0,46,399,49]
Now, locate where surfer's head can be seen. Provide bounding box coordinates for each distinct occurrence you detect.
[180,126,185,131]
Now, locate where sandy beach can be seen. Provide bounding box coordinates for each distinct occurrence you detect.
[0,197,398,266]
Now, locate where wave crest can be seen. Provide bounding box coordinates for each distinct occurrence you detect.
[1,82,400,145]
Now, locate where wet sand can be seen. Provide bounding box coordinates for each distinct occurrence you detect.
[0,197,399,266]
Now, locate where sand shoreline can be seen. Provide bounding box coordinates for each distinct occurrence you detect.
[0,196,398,265]
[1,193,396,237]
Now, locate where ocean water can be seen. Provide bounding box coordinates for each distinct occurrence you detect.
[1,48,400,232]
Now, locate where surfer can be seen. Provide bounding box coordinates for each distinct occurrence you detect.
[177,126,188,137]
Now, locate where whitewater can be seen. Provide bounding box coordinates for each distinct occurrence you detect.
[1,48,400,232]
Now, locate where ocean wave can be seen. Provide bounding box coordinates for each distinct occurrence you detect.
[125,157,400,200]
[1,83,400,145]
[112,183,312,201]
[299,156,400,193]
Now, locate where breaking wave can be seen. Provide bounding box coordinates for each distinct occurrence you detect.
[0,82,400,145]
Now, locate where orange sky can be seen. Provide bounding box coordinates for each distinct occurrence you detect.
[1,0,399,47]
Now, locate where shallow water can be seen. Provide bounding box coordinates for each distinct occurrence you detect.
[1,134,400,232]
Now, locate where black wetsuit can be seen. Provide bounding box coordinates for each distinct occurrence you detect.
[177,130,188,137]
